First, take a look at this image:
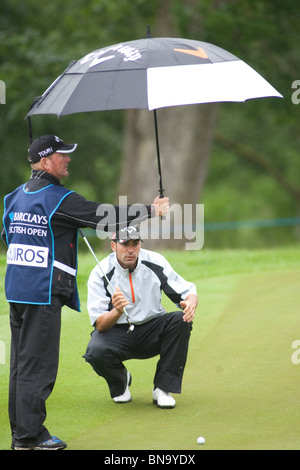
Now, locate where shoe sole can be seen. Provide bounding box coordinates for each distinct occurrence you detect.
[34,446,67,450]
[114,396,132,404]
[15,445,66,450]
[153,399,176,409]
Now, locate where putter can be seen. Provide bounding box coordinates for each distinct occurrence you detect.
[79,229,135,333]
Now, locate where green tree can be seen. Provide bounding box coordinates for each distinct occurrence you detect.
[0,0,157,201]
[0,0,299,248]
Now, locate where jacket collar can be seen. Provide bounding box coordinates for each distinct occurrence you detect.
[30,170,61,186]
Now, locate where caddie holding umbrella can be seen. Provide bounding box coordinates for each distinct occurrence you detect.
[1,134,169,450]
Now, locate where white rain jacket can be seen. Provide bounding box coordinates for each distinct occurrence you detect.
[87,248,197,326]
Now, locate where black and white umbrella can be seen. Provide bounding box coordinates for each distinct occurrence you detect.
[27,32,282,195]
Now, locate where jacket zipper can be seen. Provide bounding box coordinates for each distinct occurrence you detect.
[129,272,135,304]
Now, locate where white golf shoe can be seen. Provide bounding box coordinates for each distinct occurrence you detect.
[113,371,132,404]
[152,388,176,409]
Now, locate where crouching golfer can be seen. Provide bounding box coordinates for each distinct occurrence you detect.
[83,226,197,408]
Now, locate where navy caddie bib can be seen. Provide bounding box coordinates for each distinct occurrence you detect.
[3,183,75,306]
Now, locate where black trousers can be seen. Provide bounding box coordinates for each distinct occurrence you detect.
[8,296,63,448]
[83,311,192,398]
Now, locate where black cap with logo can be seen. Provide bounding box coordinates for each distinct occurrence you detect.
[28,134,77,164]
[112,226,142,244]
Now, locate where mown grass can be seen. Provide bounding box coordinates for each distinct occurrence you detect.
[0,246,299,450]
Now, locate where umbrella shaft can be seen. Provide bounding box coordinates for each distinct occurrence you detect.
[153,110,164,198]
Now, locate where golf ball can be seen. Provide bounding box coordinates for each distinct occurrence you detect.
[197,436,205,445]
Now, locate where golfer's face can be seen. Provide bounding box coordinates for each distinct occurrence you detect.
[112,240,141,270]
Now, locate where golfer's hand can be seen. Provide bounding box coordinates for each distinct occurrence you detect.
[112,287,129,315]
[180,299,197,323]
[152,196,170,217]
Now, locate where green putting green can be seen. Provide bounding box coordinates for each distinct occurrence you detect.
[0,248,299,450]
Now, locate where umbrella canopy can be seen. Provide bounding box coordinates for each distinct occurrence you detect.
[27,35,282,197]
[27,36,282,118]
